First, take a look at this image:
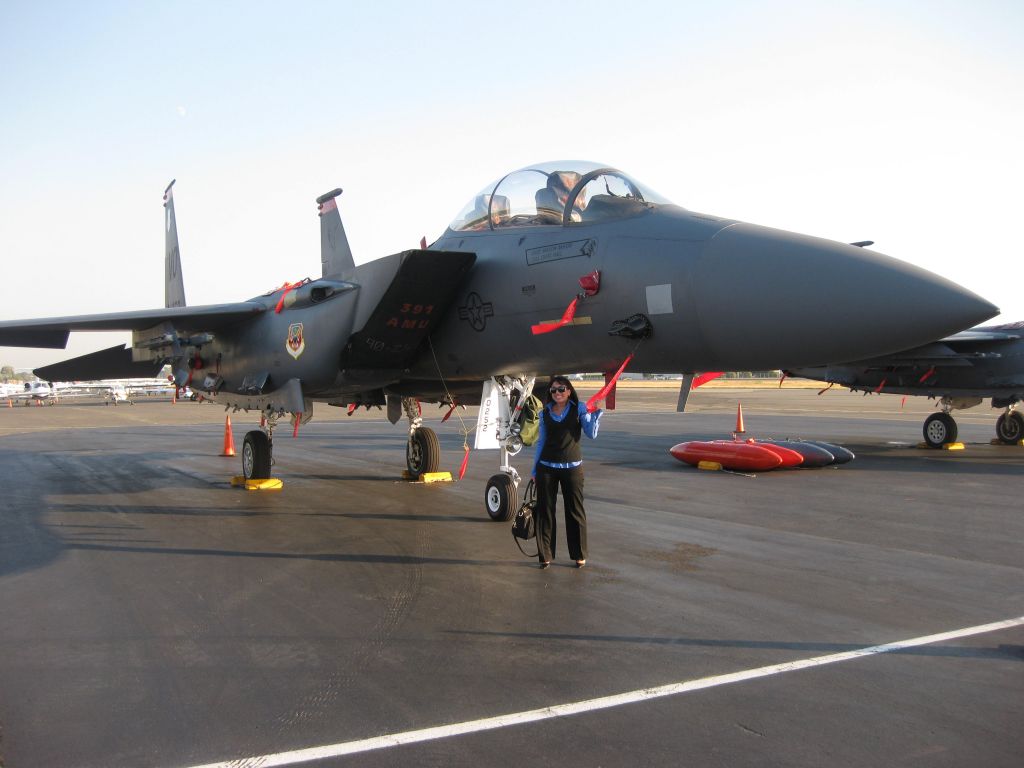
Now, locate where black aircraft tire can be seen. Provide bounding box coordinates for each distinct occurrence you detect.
[242,430,272,480]
[995,411,1024,445]
[484,473,518,522]
[406,427,440,479]
[923,412,957,448]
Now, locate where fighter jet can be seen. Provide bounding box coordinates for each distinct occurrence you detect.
[0,161,999,518]
[786,321,1024,447]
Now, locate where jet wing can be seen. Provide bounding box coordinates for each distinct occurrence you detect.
[0,301,266,348]
[34,345,166,382]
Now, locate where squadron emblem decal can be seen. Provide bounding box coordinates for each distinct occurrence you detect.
[286,322,306,359]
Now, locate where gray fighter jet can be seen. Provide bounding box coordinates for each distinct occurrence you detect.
[0,161,999,518]
[786,321,1024,448]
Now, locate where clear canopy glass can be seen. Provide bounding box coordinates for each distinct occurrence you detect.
[448,161,671,232]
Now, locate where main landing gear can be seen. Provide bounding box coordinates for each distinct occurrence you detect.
[922,411,958,448]
[922,397,1024,448]
[403,397,440,479]
[242,430,272,479]
[995,409,1024,444]
[241,409,284,480]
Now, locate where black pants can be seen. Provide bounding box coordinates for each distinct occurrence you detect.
[535,465,586,562]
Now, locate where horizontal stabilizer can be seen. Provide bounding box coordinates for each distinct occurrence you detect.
[341,249,475,370]
[34,345,164,382]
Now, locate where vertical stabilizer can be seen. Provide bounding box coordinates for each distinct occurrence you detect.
[317,188,355,277]
[164,180,186,308]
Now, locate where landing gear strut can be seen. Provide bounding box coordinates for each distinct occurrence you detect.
[478,375,536,521]
[242,409,282,480]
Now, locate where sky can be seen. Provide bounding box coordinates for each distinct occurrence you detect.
[1,0,1022,370]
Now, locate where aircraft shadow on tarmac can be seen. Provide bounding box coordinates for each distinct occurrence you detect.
[65,542,533,568]
[298,510,491,523]
[445,629,1024,662]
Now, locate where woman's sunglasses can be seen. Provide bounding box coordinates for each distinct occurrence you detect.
[549,386,568,394]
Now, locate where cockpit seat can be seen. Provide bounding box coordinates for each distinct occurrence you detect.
[491,194,510,226]
[534,188,562,224]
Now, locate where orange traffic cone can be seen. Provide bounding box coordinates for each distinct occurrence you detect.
[6,398,11,408]
[734,402,745,435]
[222,415,236,456]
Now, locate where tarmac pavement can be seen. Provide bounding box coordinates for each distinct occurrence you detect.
[0,387,1021,767]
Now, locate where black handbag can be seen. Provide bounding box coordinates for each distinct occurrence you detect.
[511,479,538,557]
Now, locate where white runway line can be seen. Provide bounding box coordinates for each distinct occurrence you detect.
[183,615,1024,768]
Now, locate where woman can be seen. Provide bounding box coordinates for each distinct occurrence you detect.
[531,375,604,569]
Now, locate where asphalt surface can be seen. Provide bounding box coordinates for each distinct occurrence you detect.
[1,386,1022,767]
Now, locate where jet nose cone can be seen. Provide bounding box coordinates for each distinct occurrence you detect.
[697,223,998,369]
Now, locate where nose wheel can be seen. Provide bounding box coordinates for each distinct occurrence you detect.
[485,473,518,521]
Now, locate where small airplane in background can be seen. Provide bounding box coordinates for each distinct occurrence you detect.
[786,321,1024,447]
[102,383,133,405]
[3,380,64,405]
[0,162,999,519]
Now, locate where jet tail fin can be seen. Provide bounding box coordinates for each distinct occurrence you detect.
[317,188,355,277]
[164,180,186,308]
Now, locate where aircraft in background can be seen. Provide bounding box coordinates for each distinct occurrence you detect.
[4,380,62,405]
[2,376,173,405]
[102,383,133,405]
[786,321,1024,447]
[0,163,998,518]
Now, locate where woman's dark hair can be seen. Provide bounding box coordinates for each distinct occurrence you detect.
[544,375,578,405]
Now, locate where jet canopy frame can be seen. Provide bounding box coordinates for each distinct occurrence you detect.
[447,160,671,232]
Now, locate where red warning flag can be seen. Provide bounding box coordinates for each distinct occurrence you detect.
[918,366,936,384]
[530,271,600,335]
[458,445,470,480]
[586,353,634,412]
[531,297,578,335]
[274,281,302,314]
[692,372,723,389]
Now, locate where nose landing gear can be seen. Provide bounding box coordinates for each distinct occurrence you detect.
[476,375,536,521]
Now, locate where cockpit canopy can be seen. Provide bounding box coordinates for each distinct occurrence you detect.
[448,160,671,232]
